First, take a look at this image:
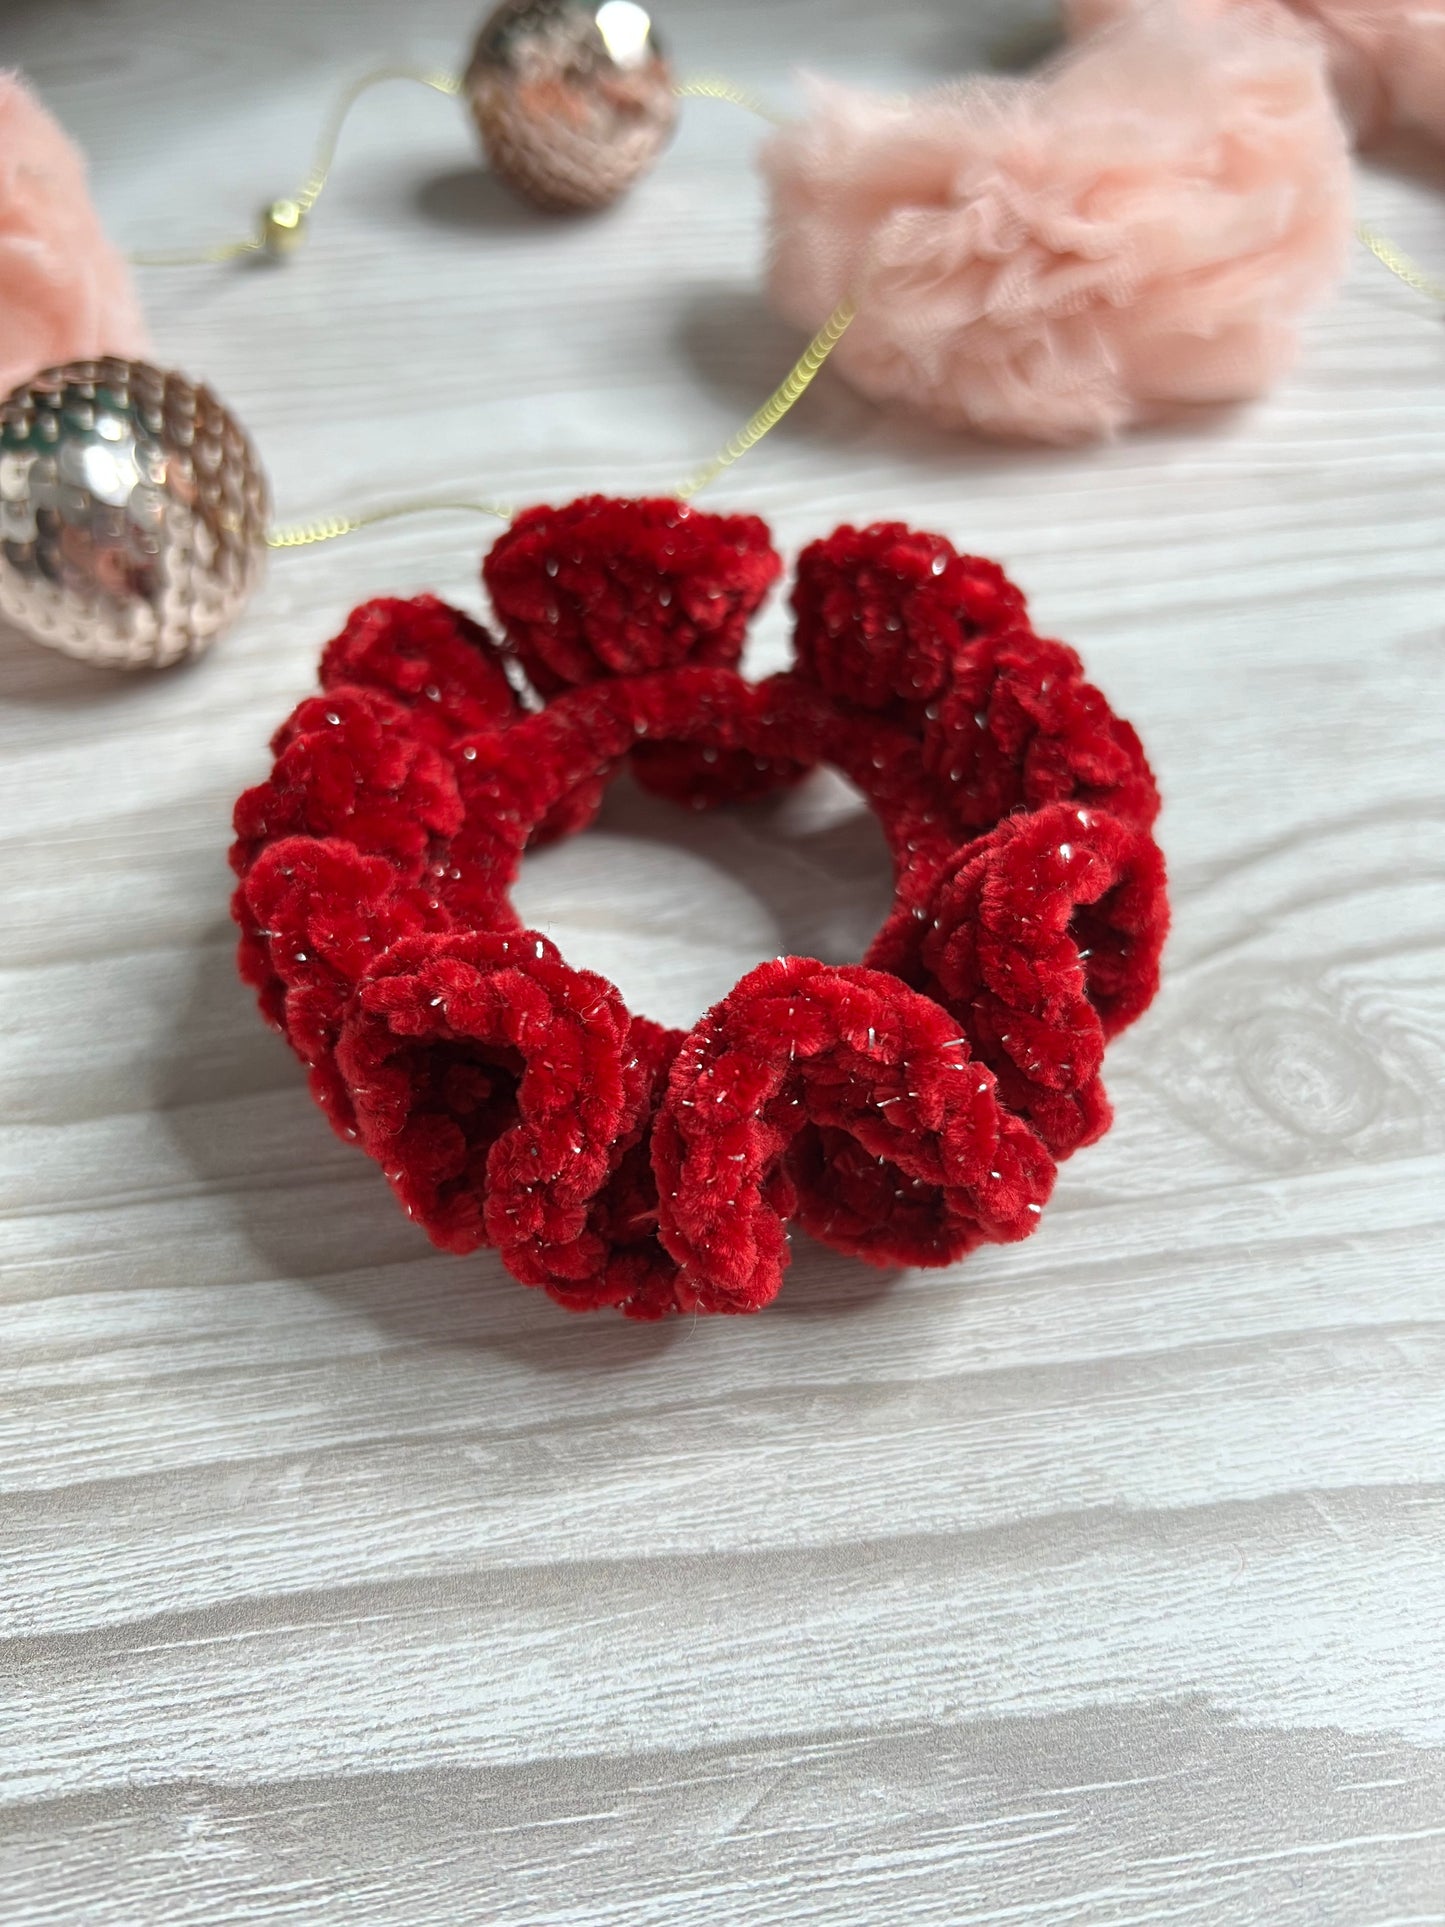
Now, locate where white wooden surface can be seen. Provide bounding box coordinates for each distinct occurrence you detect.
[3,1,1444,1920]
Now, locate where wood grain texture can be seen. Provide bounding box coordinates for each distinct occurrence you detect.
[2,0,1444,1920]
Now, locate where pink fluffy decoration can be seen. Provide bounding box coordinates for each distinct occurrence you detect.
[762,2,1352,443]
[0,72,149,398]
[1066,0,1445,146]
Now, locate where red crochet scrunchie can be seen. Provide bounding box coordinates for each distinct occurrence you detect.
[232,496,1168,1318]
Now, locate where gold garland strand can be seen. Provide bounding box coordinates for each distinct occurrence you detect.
[1356,222,1445,305]
[676,298,857,500]
[265,496,513,551]
[673,75,784,125]
[128,66,461,267]
[127,67,776,267]
[264,296,858,546]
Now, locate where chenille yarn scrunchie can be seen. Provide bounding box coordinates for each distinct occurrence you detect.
[232,496,1169,1318]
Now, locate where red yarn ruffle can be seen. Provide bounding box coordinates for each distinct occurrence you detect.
[233,499,1168,1317]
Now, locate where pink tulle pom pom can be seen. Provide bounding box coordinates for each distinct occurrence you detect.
[762,2,1352,444]
[1065,0,1445,147]
[0,72,150,396]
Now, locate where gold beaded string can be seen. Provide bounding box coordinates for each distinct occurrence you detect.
[128,65,462,266]
[126,63,779,267]
[1357,222,1445,304]
[265,497,514,550]
[673,75,786,126]
[674,298,857,501]
[263,293,858,547]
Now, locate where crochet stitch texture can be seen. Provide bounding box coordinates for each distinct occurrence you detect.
[232,497,1168,1317]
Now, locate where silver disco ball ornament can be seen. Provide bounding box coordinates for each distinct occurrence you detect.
[465,0,678,213]
[0,357,269,670]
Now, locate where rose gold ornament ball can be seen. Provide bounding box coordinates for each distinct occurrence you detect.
[465,0,678,213]
[0,358,268,670]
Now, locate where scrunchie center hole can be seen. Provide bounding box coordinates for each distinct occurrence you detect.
[513,767,895,1032]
